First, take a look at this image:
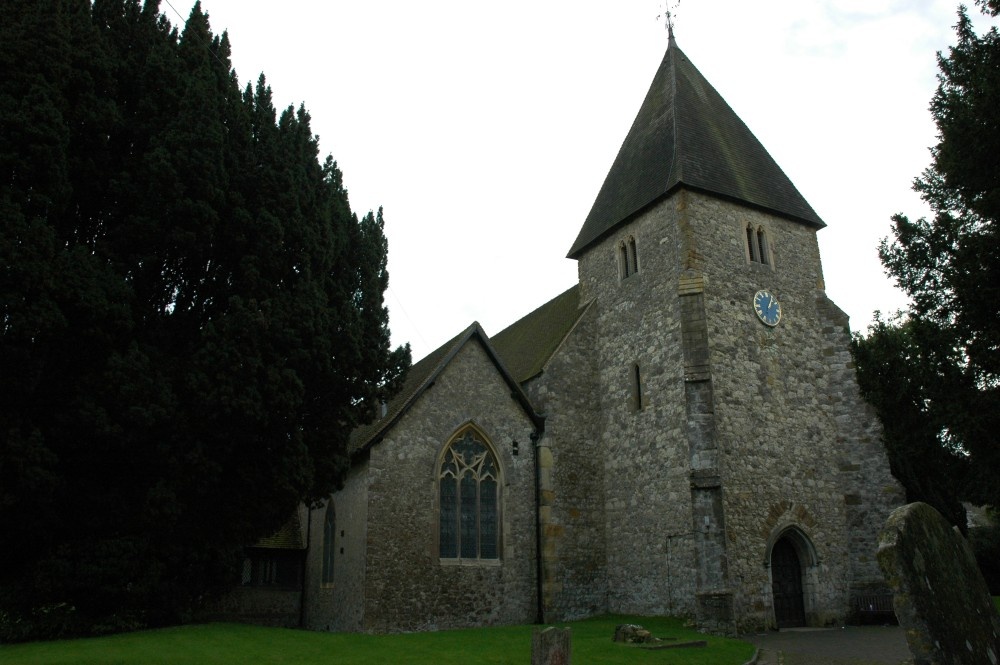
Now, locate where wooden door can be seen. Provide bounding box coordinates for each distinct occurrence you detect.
[771,537,806,628]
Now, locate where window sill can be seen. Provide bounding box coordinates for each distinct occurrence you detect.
[439,558,502,567]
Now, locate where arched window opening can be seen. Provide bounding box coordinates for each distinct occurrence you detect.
[439,429,500,560]
[619,237,639,280]
[322,503,335,586]
[757,227,769,266]
[746,224,758,262]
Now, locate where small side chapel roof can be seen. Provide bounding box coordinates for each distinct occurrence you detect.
[567,35,824,259]
[350,322,543,455]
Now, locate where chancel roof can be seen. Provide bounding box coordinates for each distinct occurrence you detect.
[350,322,544,455]
[350,286,587,455]
[567,36,824,259]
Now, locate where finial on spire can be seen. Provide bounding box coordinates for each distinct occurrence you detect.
[657,0,680,43]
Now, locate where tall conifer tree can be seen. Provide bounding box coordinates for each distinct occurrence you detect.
[854,1,1000,513]
[1,1,409,638]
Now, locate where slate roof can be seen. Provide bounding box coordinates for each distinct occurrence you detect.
[567,36,824,259]
[254,510,305,550]
[492,285,588,383]
[350,322,543,455]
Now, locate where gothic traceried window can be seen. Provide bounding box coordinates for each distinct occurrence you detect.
[438,429,500,561]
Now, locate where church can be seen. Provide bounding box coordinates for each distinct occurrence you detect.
[222,33,903,635]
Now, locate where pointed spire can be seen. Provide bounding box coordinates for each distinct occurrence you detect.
[567,38,824,260]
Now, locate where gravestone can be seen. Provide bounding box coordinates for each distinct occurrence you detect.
[613,623,653,643]
[532,626,571,665]
[877,501,1000,665]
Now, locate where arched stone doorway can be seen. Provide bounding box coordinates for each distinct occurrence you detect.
[770,535,806,628]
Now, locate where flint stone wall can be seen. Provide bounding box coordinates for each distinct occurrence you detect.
[576,189,696,618]
[303,464,368,632]
[522,303,607,621]
[570,190,901,630]
[360,339,539,632]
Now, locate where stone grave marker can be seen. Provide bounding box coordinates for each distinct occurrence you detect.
[877,501,1000,665]
[532,626,571,665]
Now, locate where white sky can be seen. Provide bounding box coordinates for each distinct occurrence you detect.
[181,0,997,361]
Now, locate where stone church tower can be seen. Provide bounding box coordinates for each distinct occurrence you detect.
[522,34,904,632]
[228,34,903,635]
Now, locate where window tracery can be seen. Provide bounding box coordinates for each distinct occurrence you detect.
[438,429,499,560]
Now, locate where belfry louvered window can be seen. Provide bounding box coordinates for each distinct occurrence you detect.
[619,236,639,279]
[746,223,770,265]
[438,429,499,560]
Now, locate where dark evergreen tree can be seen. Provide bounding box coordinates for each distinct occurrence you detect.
[850,316,969,528]
[855,0,1000,511]
[1,0,409,639]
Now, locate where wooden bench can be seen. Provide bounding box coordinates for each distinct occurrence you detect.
[853,594,896,624]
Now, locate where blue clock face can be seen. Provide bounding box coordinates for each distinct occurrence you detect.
[753,290,781,326]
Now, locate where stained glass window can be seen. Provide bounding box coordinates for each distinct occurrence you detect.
[438,430,500,560]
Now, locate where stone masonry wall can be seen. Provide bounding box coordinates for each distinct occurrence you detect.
[572,188,901,632]
[362,339,540,632]
[303,463,369,632]
[522,303,607,621]
[677,190,900,631]
[577,194,698,618]
[817,296,904,610]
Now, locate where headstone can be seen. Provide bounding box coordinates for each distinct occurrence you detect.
[532,626,571,665]
[613,623,653,643]
[877,501,1000,665]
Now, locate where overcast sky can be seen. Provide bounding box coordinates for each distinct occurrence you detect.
[181,0,997,361]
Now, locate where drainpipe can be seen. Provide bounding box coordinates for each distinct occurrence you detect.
[531,430,545,625]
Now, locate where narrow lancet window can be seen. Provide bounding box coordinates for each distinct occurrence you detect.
[633,364,643,411]
[757,227,769,266]
[322,503,335,585]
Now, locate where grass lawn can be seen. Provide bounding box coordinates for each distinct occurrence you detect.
[0,615,755,665]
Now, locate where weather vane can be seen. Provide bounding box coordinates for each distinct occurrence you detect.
[656,0,680,40]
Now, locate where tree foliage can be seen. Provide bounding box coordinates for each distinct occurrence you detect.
[0,0,409,638]
[851,315,969,528]
[855,1,1000,513]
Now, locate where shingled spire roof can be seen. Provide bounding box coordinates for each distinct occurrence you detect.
[567,35,824,259]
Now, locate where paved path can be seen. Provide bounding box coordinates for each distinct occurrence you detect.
[743,626,912,665]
